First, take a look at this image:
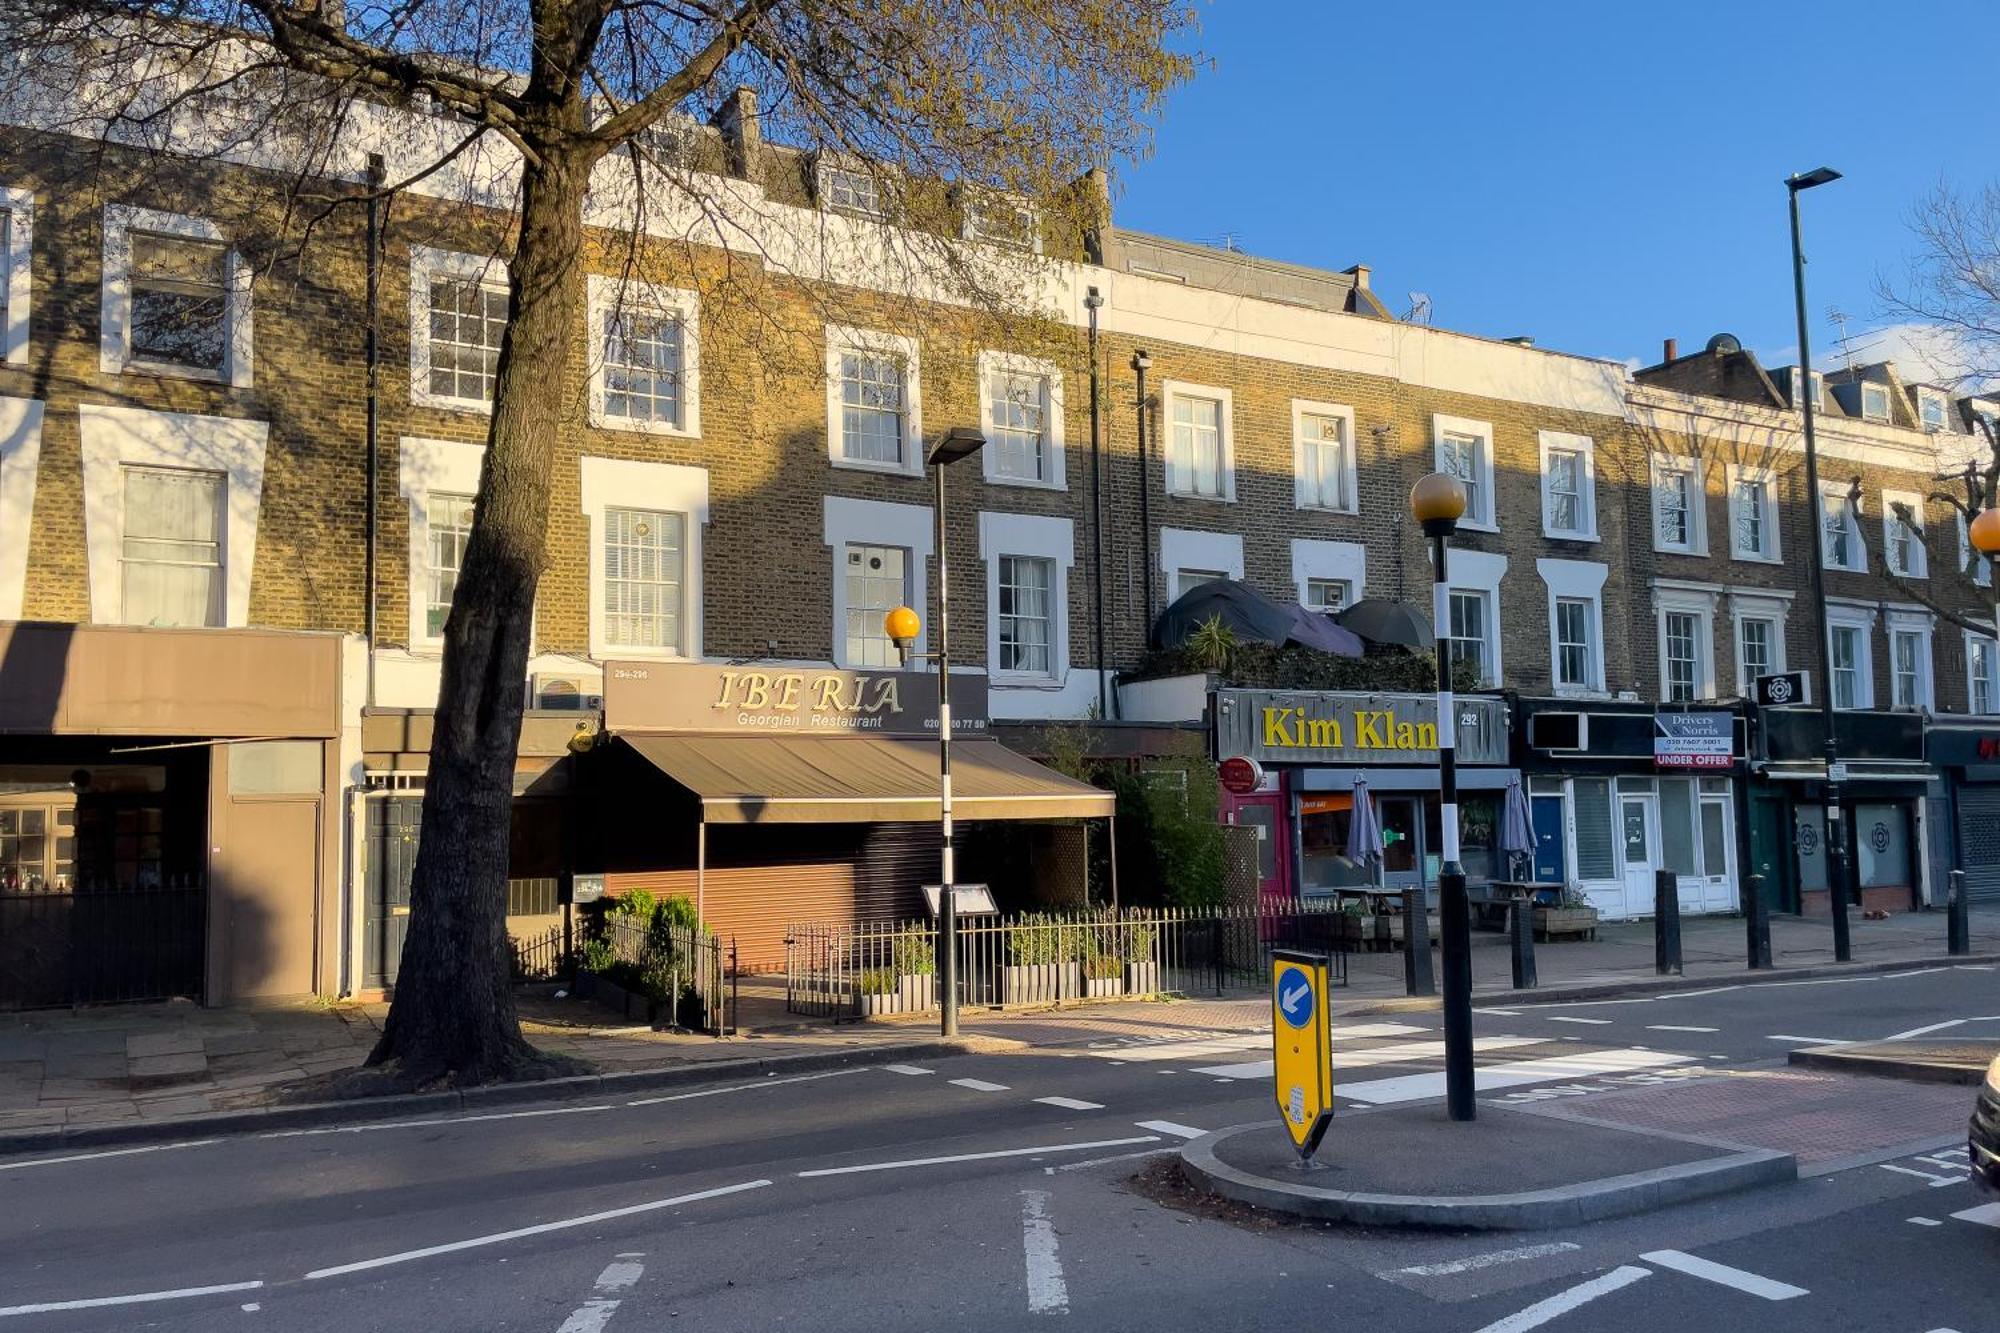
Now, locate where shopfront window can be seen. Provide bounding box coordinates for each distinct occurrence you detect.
[1658,777,1698,875]
[1459,792,1498,882]
[1298,794,1371,892]
[1856,803,1911,890]
[1795,805,1828,893]
[1573,778,1616,880]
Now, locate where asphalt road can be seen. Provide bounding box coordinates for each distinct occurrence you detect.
[0,964,1995,1332]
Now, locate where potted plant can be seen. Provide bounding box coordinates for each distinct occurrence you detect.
[1535,885,1601,941]
[1337,898,1376,949]
[1002,914,1080,1006]
[857,967,900,1017]
[1122,917,1161,995]
[1082,949,1125,999]
[891,929,937,1013]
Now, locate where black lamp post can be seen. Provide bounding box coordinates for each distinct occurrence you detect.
[1411,471,1474,1121]
[1132,349,1154,624]
[887,425,987,1038]
[1787,165,1850,961]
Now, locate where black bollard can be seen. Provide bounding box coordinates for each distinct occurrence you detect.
[1510,897,1538,990]
[1745,872,1772,970]
[1654,868,1683,976]
[1949,869,1971,957]
[1402,887,1436,997]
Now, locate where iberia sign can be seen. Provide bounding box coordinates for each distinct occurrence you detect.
[1215,690,1509,766]
[604,661,989,737]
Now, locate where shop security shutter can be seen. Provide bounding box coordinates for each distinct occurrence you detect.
[1956,786,2000,901]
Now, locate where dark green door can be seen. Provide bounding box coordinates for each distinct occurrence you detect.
[1748,795,1795,913]
[364,796,421,987]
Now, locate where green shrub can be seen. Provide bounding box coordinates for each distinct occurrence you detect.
[1082,951,1121,981]
[1112,759,1226,908]
[578,937,614,973]
[1006,914,1073,966]
[1120,917,1159,963]
[859,967,897,996]
[891,930,936,976]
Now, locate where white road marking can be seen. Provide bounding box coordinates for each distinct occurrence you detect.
[1034,1096,1105,1111]
[949,1078,1010,1092]
[556,1259,646,1333]
[1334,1023,1434,1040]
[1880,968,1947,979]
[0,1139,220,1172]
[0,1281,264,1319]
[1475,1009,1521,1016]
[1193,1036,1545,1082]
[1472,1265,1651,1333]
[1397,1242,1581,1276]
[882,1064,933,1076]
[265,1107,610,1139]
[1907,1216,1943,1226]
[1878,1164,1963,1186]
[1764,1035,1853,1045]
[1020,1190,1068,1314]
[1638,1250,1807,1300]
[798,1136,1160,1178]
[1669,985,1742,998]
[1134,1120,1205,1139]
[1044,1148,1176,1174]
[1951,1202,2000,1227]
[304,1181,771,1279]
[1343,1048,1694,1106]
[1760,976,1879,988]
[1646,1025,1719,1033]
[625,1067,866,1106]
[1546,1016,1613,1025]
[1882,1015,2000,1042]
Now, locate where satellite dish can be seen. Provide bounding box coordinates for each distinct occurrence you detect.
[1706,332,1743,354]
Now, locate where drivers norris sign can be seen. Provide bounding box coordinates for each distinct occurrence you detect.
[1654,709,1735,770]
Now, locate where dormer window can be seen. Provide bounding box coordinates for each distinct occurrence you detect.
[1861,382,1890,422]
[819,163,885,220]
[1789,368,1822,410]
[962,195,1040,253]
[1919,391,1948,432]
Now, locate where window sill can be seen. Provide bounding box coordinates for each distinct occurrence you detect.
[121,357,229,385]
[990,671,1067,691]
[588,409,699,440]
[1552,684,1610,700]
[831,456,923,479]
[984,471,1067,493]
[1167,488,1236,504]
[1457,519,1499,535]
[1653,544,1707,558]
[590,646,692,665]
[412,389,495,415]
[1542,528,1600,544]
[1296,502,1359,517]
[1730,550,1783,565]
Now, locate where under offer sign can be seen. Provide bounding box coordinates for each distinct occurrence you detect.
[1654,709,1734,770]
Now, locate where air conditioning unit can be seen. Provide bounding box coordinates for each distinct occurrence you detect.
[529,672,605,712]
[1527,711,1588,752]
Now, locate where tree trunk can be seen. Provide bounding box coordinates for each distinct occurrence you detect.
[366,146,590,1086]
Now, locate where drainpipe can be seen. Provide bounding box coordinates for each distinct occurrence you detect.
[1085,287,1108,719]
[1132,349,1154,643]
[364,152,385,706]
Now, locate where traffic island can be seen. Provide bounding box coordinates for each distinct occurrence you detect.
[1787,1038,2000,1087]
[1180,1104,1796,1230]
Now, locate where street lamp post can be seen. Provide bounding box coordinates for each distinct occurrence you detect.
[887,425,986,1039]
[1787,165,1850,961]
[1411,472,1475,1122]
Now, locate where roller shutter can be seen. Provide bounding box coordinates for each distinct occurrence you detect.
[1956,785,2000,901]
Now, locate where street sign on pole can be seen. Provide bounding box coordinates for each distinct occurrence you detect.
[1754,670,1809,707]
[1270,949,1333,1163]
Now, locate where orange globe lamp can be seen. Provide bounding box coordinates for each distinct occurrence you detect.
[883,605,921,648]
[1410,472,1468,537]
[1970,507,2000,557]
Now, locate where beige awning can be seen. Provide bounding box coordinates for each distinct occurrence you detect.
[618,732,1115,824]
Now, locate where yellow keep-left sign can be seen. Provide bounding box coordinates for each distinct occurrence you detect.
[1270,949,1333,1161]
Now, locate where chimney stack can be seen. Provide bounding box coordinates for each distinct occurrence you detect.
[1663,337,1678,362]
[1342,263,1372,291]
[710,86,762,181]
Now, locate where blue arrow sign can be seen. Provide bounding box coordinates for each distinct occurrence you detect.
[1276,964,1314,1030]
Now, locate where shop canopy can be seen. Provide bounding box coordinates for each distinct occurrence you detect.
[618,732,1115,825]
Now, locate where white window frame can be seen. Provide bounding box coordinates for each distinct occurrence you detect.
[1538,431,1597,540]
[1650,453,1705,555]
[1433,414,1496,531]
[1725,464,1780,564]
[1881,489,1927,579]
[978,511,1074,686]
[398,435,485,651]
[1537,558,1608,695]
[1861,382,1891,422]
[1919,389,1949,432]
[816,157,888,220]
[1162,380,1236,502]
[1292,539,1365,612]
[1965,628,1999,715]
[1820,482,1865,572]
[1,185,32,365]
[118,464,226,627]
[1958,512,1994,588]
[1159,527,1244,608]
[825,496,931,667]
[960,193,1042,254]
[1789,368,1823,411]
[1293,399,1358,514]
[825,325,922,477]
[409,244,509,413]
[78,404,268,628]
[585,274,700,439]
[1825,601,1877,710]
[1439,547,1507,687]
[0,395,44,619]
[100,204,253,388]
[581,456,708,662]
[977,350,1065,491]
[1884,607,1934,712]
[1726,590,1792,697]
[1652,581,1720,703]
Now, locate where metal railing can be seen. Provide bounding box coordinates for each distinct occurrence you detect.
[510,924,571,983]
[0,873,206,1009]
[785,902,1349,1021]
[511,919,737,1036]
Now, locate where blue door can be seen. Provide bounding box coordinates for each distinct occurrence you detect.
[1531,795,1567,884]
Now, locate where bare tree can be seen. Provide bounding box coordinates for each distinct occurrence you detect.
[0,0,1194,1087]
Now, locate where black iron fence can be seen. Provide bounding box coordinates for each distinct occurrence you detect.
[509,918,736,1036]
[0,874,206,1009]
[785,901,1349,1021]
[510,924,572,983]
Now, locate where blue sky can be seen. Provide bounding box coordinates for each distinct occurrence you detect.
[1115,1,1999,375]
